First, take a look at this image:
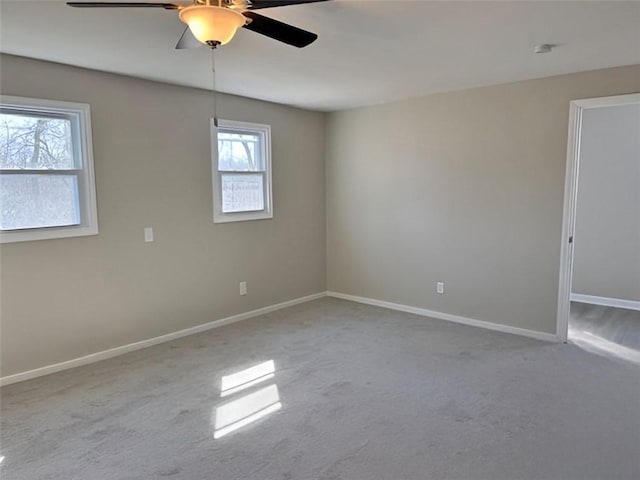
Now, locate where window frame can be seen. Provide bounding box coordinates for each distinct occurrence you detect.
[211,119,273,224]
[0,95,99,243]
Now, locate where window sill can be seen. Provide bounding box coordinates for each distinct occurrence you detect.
[213,211,273,224]
[0,224,99,243]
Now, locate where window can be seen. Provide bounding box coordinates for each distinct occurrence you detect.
[0,96,98,243]
[212,119,272,223]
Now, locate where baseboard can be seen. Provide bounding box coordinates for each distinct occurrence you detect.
[570,293,640,311]
[2,290,559,386]
[327,291,558,343]
[0,292,327,387]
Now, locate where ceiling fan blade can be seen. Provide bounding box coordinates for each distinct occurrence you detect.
[246,0,329,10]
[242,11,317,48]
[175,26,203,50]
[67,2,179,9]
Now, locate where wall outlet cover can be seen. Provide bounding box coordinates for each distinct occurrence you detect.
[144,227,154,243]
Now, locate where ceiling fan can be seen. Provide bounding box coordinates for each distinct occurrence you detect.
[67,0,329,49]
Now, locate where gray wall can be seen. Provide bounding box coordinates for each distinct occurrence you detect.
[0,55,326,377]
[327,65,640,335]
[572,103,640,301]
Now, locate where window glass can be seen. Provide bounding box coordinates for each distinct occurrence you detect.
[0,174,80,230]
[0,112,76,170]
[221,174,265,213]
[218,131,263,172]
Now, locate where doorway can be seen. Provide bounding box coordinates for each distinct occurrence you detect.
[557,93,640,362]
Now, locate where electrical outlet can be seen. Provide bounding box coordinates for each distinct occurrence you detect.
[144,227,154,243]
[239,281,247,296]
[436,281,445,294]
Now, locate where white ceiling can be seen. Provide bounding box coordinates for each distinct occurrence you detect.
[1,1,639,111]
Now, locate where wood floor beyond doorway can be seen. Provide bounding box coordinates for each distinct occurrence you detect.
[569,301,640,364]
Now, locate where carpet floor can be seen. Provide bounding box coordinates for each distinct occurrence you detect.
[2,298,639,480]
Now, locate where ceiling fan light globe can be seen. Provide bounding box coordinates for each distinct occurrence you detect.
[178,5,245,46]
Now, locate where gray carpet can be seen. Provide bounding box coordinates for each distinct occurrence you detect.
[2,298,639,480]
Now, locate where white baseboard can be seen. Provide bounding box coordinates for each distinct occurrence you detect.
[570,293,640,311]
[327,291,558,343]
[2,290,560,386]
[0,292,327,387]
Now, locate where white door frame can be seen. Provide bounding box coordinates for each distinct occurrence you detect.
[556,93,640,343]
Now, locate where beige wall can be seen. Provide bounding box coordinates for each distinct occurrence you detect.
[2,56,639,379]
[0,55,326,377]
[327,65,640,335]
[572,103,640,301]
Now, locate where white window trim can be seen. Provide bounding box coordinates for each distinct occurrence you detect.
[0,95,99,243]
[211,119,273,224]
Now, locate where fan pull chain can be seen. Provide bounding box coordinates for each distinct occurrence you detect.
[211,47,218,127]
